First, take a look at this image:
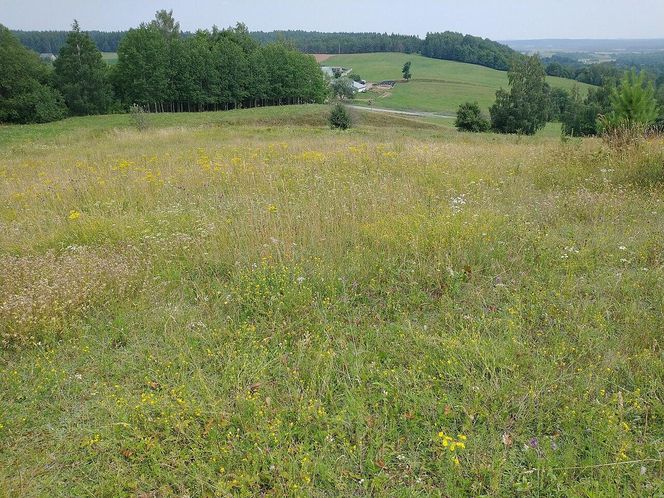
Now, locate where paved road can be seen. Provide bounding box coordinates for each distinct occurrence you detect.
[346,105,455,119]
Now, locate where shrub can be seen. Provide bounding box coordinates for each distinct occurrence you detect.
[129,104,150,131]
[455,102,490,132]
[329,103,352,130]
[11,85,67,124]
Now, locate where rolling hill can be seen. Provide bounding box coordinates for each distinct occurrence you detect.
[325,53,593,115]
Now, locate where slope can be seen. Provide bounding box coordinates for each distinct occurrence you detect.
[326,53,593,114]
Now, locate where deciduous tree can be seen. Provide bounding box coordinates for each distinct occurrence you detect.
[490,55,550,135]
[0,24,66,123]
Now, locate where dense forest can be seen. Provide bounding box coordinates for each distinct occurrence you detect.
[251,31,422,54]
[11,29,423,55]
[0,12,327,123]
[11,30,127,53]
[12,29,422,55]
[421,32,521,71]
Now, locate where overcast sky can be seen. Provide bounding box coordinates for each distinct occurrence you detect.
[1,0,663,39]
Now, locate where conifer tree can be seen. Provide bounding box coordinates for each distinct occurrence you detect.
[54,20,111,115]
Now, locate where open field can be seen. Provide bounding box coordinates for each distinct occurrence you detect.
[1,105,663,496]
[326,53,593,114]
[102,52,118,65]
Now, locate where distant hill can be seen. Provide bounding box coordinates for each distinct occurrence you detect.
[324,53,592,115]
[504,39,664,54]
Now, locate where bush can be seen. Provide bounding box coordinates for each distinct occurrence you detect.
[129,104,150,131]
[329,103,352,130]
[455,102,490,132]
[4,85,67,124]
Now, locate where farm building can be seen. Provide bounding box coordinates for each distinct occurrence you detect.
[352,80,367,93]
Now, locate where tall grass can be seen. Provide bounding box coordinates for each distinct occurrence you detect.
[0,109,662,496]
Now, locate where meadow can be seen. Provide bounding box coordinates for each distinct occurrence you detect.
[101,52,118,65]
[1,105,663,496]
[326,53,593,114]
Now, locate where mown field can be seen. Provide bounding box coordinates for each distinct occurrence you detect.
[102,52,118,65]
[1,105,663,496]
[326,53,593,114]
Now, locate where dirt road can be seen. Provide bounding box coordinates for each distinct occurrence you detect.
[346,105,455,119]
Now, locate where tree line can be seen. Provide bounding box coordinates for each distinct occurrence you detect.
[545,53,664,90]
[252,31,422,55]
[11,27,523,72]
[12,28,423,56]
[12,29,127,53]
[1,11,327,124]
[455,55,663,136]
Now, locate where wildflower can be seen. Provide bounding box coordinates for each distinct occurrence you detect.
[267,204,277,213]
[449,194,467,214]
[438,431,467,465]
[68,210,81,220]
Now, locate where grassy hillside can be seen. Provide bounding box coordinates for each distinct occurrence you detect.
[102,52,118,65]
[326,53,593,114]
[1,106,663,496]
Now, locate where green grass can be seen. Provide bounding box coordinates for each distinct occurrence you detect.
[327,53,593,114]
[1,106,663,496]
[102,52,118,65]
[0,105,442,150]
